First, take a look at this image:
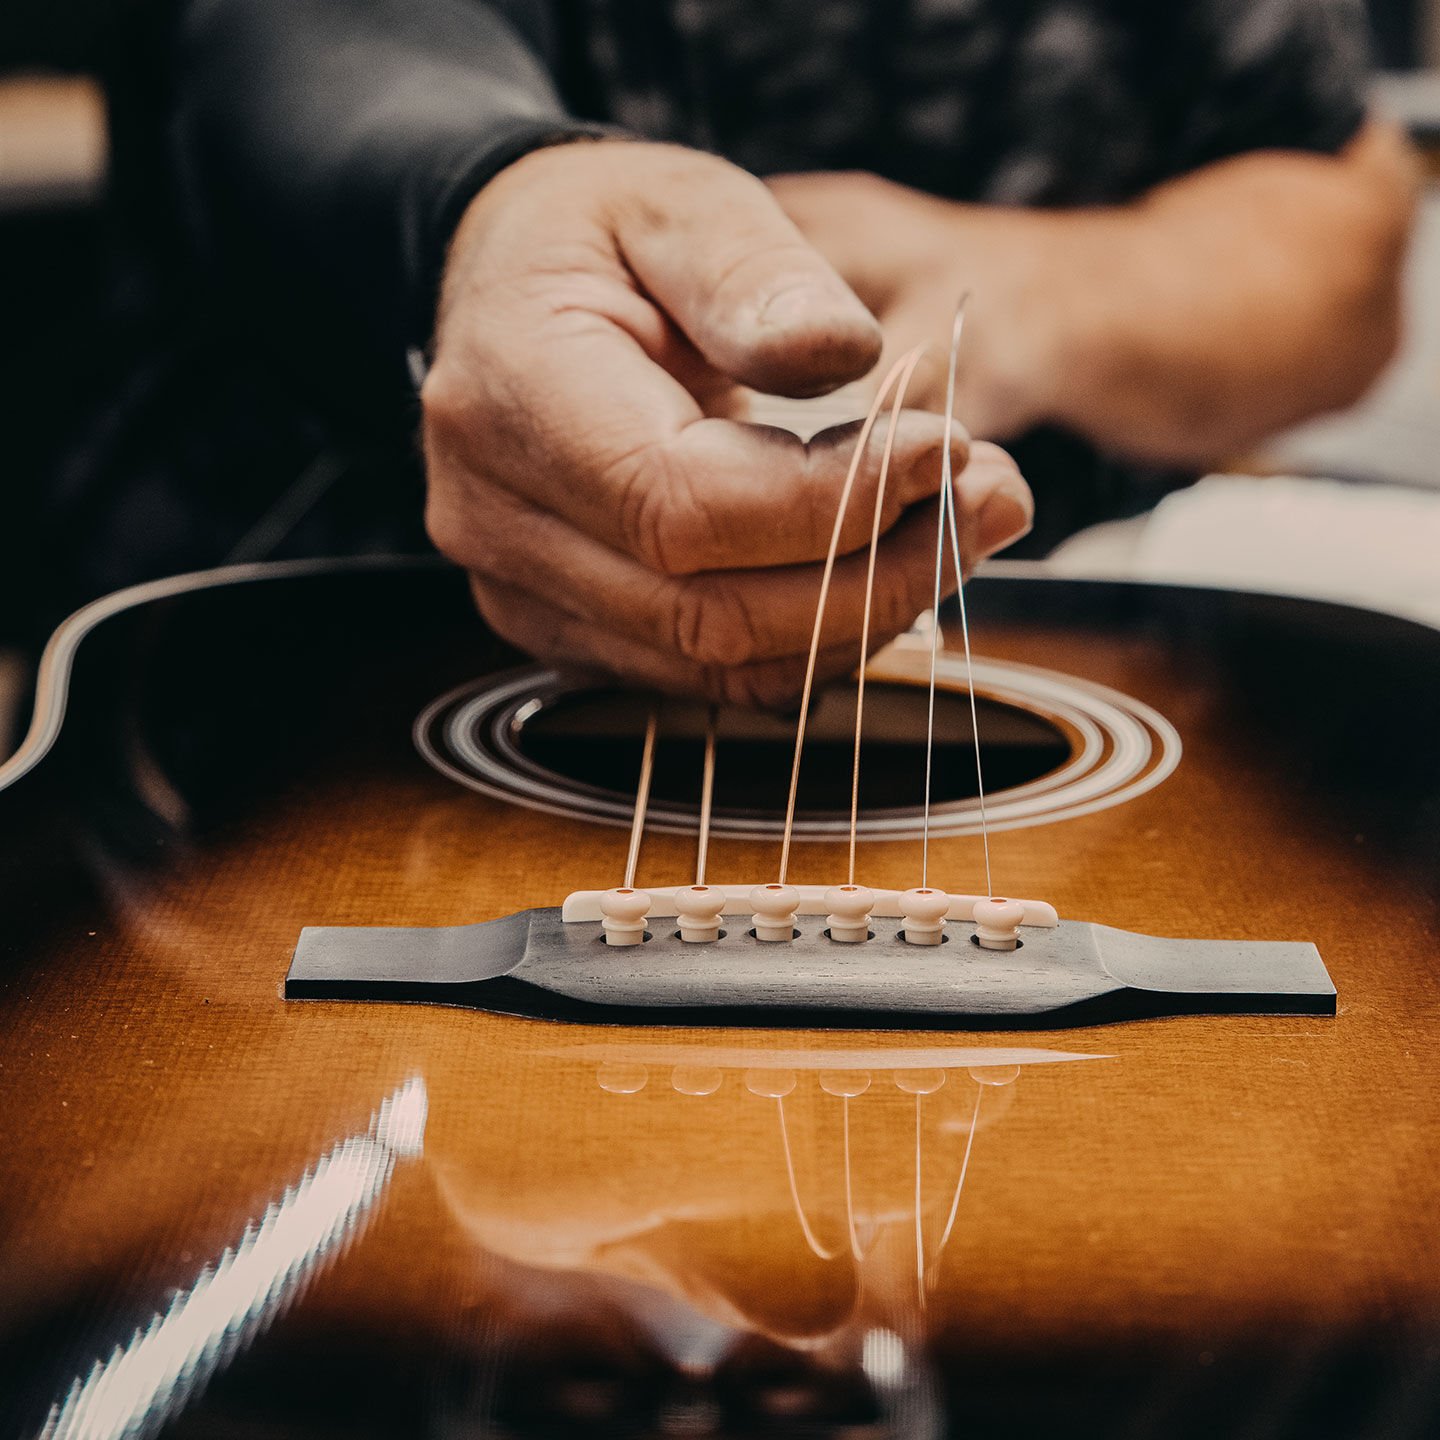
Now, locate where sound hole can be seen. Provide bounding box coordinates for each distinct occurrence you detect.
[415,657,1180,840]
[517,683,1069,813]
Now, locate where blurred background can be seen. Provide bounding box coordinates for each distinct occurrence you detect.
[1043,1,1440,628]
[2,1,1439,756]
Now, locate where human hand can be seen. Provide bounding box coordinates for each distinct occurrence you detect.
[423,142,1032,706]
[766,170,1069,442]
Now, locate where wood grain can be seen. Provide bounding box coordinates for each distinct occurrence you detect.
[0,567,1437,1429]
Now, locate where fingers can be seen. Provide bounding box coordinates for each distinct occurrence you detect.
[611,151,882,397]
[470,574,865,709]
[441,440,1032,678]
[957,441,1033,569]
[425,360,974,576]
[424,139,1033,703]
[426,142,952,577]
[441,485,932,667]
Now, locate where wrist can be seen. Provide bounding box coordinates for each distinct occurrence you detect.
[1000,206,1169,456]
[1010,208,1134,436]
[930,204,1089,439]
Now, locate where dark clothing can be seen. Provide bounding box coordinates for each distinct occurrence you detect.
[20,0,1374,638]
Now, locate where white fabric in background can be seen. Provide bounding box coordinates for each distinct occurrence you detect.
[1266,189,1440,492]
[1116,475,1440,628]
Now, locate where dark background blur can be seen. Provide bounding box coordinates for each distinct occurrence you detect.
[1,0,1436,619]
[2,0,1439,750]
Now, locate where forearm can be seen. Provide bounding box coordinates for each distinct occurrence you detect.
[1032,120,1418,466]
[169,0,605,415]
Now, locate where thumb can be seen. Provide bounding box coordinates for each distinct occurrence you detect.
[610,148,882,397]
[955,441,1035,571]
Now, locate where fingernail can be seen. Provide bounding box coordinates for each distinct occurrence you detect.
[757,281,872,333]
[975,477,1034,556]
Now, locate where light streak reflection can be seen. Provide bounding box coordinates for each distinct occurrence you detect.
[37,1076,427,1440]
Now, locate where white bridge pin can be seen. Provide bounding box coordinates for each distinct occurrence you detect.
[972,896,1026,951]
[599,887,650,947]
[899,887,950,946]
[673,884,727,943]
[825,884,874,943]
[750,883,800,942]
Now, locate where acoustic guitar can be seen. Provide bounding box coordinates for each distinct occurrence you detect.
[1,554,1437,1439]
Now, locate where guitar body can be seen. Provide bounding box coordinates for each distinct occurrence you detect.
[1,557,1437,1438]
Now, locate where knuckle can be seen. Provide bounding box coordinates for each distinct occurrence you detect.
[714,659,802,712]
[713,663,767,710]
[876,559,927,634]
[420,366,491,480]
[671,581,761,667]
[468,583,524,645]
[423,496,468,566]
[610,445,708,576]
[479,594,567,665]
[419,362,473,436]
[605,446,663,568]
[425,485,511,574]
[614,144,735,226]
[423,474,502,569]
[615,188,670,239]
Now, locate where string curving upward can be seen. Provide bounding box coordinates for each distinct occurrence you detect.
[776,1094,845,1261]
[941,384,995,900]
[921,298,968,889]
[777,345,930,886]
[846,347,929,885]
[927,1082,984,1287]
[919,298,995,900]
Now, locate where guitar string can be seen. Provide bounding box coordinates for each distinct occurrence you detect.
[921,295,970,891]
[777,1076,985,1281]
[776,1095,845,1261]
[939,309,995,899]
[914,1084,985,1295]
[778,345,929,885]
[914,1092,926,1305]
[843,1094,864,1261]
[943,459,994,898]
[847,347,928,885]
[694,703,717,887]
[622,705,659,891]
[928,1082,983,1278]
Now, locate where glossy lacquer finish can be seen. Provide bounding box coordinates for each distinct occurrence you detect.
[1,560,1439,1439]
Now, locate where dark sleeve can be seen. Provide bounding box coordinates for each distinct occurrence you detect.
[170,0,609,411]
[1164,0,1373,170]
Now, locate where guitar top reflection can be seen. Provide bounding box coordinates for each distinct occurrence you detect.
[20,1038,1106,1440]
[4,563,1440,1439]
